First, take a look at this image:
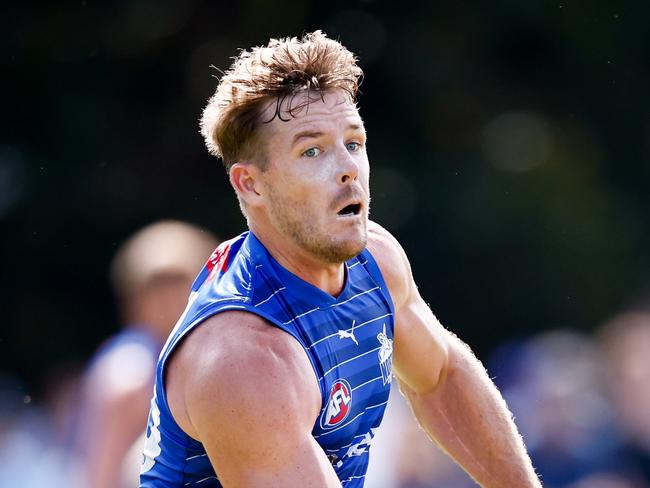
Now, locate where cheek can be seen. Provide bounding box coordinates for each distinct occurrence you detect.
[352,154,369,184]
[360,168,370,187]
[268,173,318,212]
[286,168,331,198]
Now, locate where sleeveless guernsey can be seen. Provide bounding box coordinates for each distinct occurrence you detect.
[140,231,395,487]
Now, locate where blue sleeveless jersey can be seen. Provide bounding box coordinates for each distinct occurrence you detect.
[140,231,395,487]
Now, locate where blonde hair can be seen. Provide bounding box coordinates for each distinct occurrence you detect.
[110,220,217,298]
[200,31,363,171]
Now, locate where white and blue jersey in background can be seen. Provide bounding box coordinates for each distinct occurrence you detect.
[140,231,395,487]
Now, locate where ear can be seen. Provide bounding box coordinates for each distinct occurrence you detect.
[229,162,264,208]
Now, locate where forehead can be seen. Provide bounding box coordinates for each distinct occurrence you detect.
[258,90,364,142]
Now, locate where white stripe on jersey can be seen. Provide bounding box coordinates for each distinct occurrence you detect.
[329,287,380,309]
[308,313,392,349]
[184,475,218,485]
[352,376,383,392]
[185,453,207,461]
[319,346,382,381]
[254,286,286,307]
[342,475,367,485]
[347,259,368,269]
[282,287,381,325]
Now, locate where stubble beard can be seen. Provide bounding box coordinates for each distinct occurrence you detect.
[267,192,367,264]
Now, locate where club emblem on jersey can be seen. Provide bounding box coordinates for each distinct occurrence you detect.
[320,379,352,429]
[377,324,393,385]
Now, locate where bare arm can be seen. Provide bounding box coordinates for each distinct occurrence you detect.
[166,311,342,487]
[367,222,541,488]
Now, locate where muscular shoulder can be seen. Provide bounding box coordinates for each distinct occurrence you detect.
[166,313,341,485]
[166,310,321,440]
[366,220,414,310]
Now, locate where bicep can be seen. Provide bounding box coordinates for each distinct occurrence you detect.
[177,313,341,487]
[366,222,450,395]
[202,423,339,487]
[393,292,450,395]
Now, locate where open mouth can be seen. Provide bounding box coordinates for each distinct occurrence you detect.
[337,202,362,217]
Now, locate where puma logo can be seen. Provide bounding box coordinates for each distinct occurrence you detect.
[337,320,359,346]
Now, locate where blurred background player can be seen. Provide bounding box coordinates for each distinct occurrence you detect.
[73,220,218,488]
[598,310,650,485]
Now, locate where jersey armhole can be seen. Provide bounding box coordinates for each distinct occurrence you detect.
[359,249,396,320]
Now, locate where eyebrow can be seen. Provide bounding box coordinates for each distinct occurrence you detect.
[292,131,324,145]
[291,124,365,146]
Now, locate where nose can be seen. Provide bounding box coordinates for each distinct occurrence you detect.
[336,146,359,185]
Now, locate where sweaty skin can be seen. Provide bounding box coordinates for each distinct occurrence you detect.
[166,91,541,487]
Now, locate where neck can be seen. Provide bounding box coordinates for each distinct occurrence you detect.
[249,220,346,297]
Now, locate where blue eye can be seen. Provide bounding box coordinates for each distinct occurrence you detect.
[303,147,321,158]
[346,142,361,152]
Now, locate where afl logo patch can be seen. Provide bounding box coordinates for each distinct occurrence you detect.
[320,379,352,430]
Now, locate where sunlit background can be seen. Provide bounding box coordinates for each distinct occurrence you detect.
[2,1,650,487]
